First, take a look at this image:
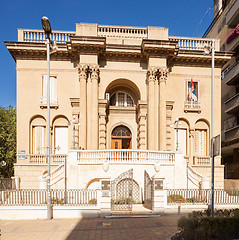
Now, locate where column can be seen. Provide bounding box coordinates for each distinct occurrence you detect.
[137,101,147,150]
[147,68,157,150]
[99,99,108,149]
[158,68,168,151]
[78,64,88,150]
[89,65,99,149]
[87,70,92,149]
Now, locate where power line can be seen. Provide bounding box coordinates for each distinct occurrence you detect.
[191,7,213,37]
[165,0,202,25]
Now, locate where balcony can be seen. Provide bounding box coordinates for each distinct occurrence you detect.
[16,154,67,164]
[225,93,239,114]
[226,0,239,28]
[184,100,201,113]
[77,149,175,163]
[224,61,239,85]
[225,125,239,143]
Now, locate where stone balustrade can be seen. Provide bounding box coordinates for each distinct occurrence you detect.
[17,154,67,164]
[18,29,75,43]
[17,28,218,51]
[77,149,175,163]
[97,25,148,39]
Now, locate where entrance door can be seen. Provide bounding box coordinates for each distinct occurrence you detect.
[55,127,68,154]
[111,126,132,149]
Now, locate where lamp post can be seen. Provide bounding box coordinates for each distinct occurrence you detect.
[41,16,52,220]
[204,39,215,217]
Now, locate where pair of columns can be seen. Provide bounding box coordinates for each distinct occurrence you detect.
[147,67,168,151]
[78,64,99,150]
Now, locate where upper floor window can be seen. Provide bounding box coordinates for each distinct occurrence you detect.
[110,92,134,107]
[184,79,201,112]
[41,75,57,105]
[187,80,198,102]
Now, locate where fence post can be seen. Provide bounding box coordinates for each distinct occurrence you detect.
[100,178,111,218]
[152,177,165,215]
[11,176,20,189]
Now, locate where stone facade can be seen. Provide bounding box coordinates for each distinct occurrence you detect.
[5,23,231,190]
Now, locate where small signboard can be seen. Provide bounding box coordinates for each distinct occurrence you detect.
[18,150,25,154]
[155,180,164,190]
[211,134,220,157]
[18,156,25,160]
[101,180,110,191]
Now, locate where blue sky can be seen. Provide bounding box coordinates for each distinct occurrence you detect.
[1,0,214,107]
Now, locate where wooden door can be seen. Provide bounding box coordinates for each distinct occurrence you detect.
[111,139,122,149]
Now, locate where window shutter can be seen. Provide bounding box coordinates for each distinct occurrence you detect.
[50,77,57,104]
[42,75,47,104]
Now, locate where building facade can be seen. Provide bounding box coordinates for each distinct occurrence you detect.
[205,0,239,179]
[5,23,230,191]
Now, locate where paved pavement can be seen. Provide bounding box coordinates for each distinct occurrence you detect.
[0,214,184,240]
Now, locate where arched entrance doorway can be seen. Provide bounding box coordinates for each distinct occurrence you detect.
[111,125,132,149]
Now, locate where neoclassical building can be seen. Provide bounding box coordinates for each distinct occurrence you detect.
[5,23,231,191]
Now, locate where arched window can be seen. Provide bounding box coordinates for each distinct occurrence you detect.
[110,92,134,107]
[112,126,131,137]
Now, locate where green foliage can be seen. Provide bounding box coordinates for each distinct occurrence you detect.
[0,106,16,178]
[177,209,239,240]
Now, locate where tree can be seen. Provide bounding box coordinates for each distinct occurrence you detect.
[0,106,16,178]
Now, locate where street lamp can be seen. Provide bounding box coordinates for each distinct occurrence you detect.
[41,16,52,220]
[204,39,215,217]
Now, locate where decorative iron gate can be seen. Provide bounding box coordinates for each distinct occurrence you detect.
[144,170,153,210]
[111,169,133,211]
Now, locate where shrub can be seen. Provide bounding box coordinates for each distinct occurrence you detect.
[175,209,239,240]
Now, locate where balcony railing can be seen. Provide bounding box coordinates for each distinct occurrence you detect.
[18,28,218,52]
[168,36,217,51]
[225,125,239,142]
[225,92,239,114]
[17,154,67,164]
[77,149,175,163]
[193,156,211,165]
[98,25,148,39]
[18,29,76,43]
[184,100,201,112]
[224,61,239,85]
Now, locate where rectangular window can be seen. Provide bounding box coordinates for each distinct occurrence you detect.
[41,75,57,104]
[186,81,199,102]
[195,129,207,156]
[32,126,45,154]
[175,129,187,155]
[55,127,68,154]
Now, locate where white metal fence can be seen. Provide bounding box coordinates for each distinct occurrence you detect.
[167,189,239,205]
[0,189,98,206]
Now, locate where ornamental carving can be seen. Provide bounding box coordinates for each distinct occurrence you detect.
[89,65,100,83]
[158,67,168,83]
[77,64,88,80]
[147,67,157,83]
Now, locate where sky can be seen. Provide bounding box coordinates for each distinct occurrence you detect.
[0,0,214,107]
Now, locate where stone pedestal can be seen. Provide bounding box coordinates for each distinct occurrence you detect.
[152,177,165,215]
[100,178,111,218]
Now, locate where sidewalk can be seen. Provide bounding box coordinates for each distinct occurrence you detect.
[0,214,183,240]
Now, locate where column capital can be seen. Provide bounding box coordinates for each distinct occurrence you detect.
[77,64,88,80]
[158,67,168,83]
[147,67,157,83]
[89,64,100,83]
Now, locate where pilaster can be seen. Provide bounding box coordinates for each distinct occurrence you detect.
[78,64,88,149]
[99,99,108,149]
[137,101,147,150]
[147,67,157,150]
[158,67,168,151]
[89,65,100,149]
